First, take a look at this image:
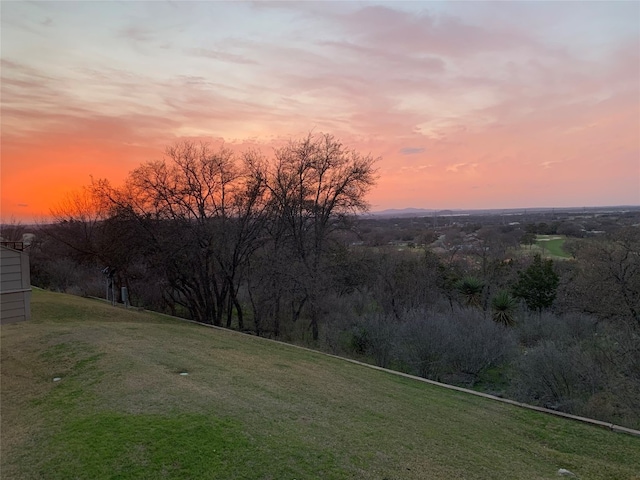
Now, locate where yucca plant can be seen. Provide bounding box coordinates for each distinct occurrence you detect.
[456,276,484,308]
[491,290,517,326]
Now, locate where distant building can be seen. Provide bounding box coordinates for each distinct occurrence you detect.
[0,243,31,324]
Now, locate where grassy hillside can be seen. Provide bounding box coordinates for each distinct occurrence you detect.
[2,290,638,479]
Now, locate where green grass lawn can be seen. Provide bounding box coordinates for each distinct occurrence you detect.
[535,235,571,258]
[2,290,639,479]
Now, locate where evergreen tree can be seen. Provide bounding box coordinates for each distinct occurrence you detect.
[512,254,559,313]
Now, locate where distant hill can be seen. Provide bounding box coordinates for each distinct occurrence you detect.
[368,207,437,217]
[367,205,640,219]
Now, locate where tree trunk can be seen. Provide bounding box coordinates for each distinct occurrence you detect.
[226,293,233,328]
[310,309,319,342]
[233,293,244,331]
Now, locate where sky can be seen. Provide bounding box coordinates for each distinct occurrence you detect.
[2,1,639,221]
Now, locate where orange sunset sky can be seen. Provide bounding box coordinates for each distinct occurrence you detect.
[2,1,639,222]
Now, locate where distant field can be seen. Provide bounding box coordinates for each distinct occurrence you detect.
[535,235,571,258]
[2,290,639,479]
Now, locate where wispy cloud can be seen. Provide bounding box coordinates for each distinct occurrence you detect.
[185,48,258,65]
[400,147,425,155]
[119,25,155,43]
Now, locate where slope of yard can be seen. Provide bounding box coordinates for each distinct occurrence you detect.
[2,289,639,479]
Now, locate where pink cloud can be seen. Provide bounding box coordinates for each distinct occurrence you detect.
[1,1,638,218]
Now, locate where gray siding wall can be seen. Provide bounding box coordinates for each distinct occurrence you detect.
[0,246,31,324]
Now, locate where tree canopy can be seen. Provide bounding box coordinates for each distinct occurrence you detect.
[512,254,559,313]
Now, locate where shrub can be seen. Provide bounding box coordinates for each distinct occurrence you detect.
[397,308,516,386]
[515,311,597,347]
[491,290,517,326]
[510,341,588,411]
[456,276,484,308]
[355,312,398,368]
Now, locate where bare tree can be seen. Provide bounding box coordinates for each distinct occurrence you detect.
[571,228,640,329]
[0,216,27,243]
[43,134,377,338]
[264,133,379,341]
[94,141,268,326]
[45,187,109,263]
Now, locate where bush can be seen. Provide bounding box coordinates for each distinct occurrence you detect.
[491,290,517,326]
[352,312,398,368]
[397,310,451,380]
[397,308,516,386]
[510,341,591,411]
[446,309,517,380]
[515,311,597,347]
